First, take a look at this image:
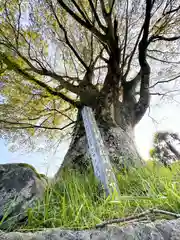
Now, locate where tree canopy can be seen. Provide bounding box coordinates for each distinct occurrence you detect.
[0,0,180,152]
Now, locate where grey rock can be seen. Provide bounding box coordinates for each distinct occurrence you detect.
[0,163,47,231]
[0,218,180,239]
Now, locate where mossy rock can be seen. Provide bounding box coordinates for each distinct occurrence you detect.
[17,163,48,181]
[0,163,46,230]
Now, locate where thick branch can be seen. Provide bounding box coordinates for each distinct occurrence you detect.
[121,0,129,80]
[71,0,91,23]
[163,4,180,15]
[0,120,75,131]
[123,71,141,90]
[0,53,81,108]
[99,0,108,18]
[122,72,141,104]
[0,39,81,95]
[135,74,150,126]
[99,0,115,21]
[149,35,180,43]
[123,25,143,80]
[109,0,115,15]
[87,0,107,32]
[138,0,152,66]
[99,0,118,56]
[49,2,88,70]
[57,0,106,42]
[3,46,80,95]
[135,0,152,124]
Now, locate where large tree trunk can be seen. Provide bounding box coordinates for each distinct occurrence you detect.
[56,100,143,178]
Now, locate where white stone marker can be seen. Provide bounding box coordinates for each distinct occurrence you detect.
[81,106,120,197]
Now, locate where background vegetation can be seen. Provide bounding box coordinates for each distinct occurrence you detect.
[13,161,180,231]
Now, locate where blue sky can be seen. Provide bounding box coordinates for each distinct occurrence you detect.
[0,138,69,177]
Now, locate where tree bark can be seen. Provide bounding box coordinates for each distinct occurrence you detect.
[54,0,153,178]
[56,100,143,178]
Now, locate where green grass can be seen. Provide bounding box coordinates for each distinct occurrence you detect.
[18,161,180,231]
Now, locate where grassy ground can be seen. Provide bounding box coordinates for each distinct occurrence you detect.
[19,161,180,231]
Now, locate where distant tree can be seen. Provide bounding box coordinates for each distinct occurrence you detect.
[150,131,180,168]
[0,0,180,176]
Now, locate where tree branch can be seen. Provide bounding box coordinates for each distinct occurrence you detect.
[1,44,81,95]
[122,72,141,103]
[149,74,180,89]
[135,0,152,124]
[91,47,105,68]
[149,35,180,43]
[71,0,92,23]
[138,0,152,66]
[123,71,141,89]
[0,52,81,108]
[47,108,74,122]
[147,53,180,64]
[57,0,106,42]
[99,0,108,19]
[0,119,75,131]
[96,208,180,228]
[163,4,180,15]
[0,37,81,95]
[87,0,107,32]
[121,0,129,81]
[123,25,143,80]
[109,0,115,15]
[49,2,88,70]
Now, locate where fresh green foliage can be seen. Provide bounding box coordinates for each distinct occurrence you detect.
[1,0,180,154]
[16,161,180,231]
